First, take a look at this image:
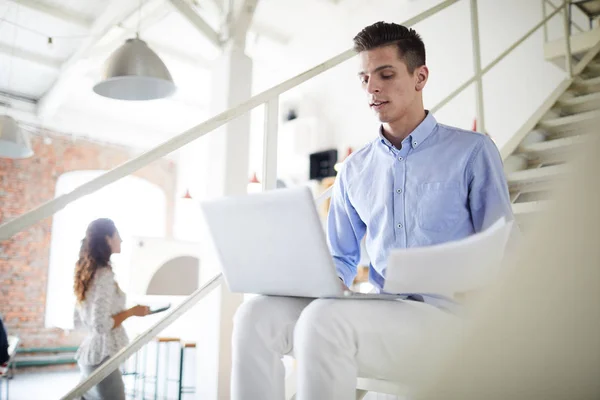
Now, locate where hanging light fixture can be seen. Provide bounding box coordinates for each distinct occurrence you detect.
[0,3,33,159]
[93,36,176,101]
[93,0,175,100]
[0,115,33,159]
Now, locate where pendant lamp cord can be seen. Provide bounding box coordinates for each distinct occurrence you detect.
[1,3,20,116]
[136,0,144,38]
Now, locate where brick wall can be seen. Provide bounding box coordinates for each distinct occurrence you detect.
[0,131,176,349]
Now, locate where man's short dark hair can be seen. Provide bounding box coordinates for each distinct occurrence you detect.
[353,21,426,73]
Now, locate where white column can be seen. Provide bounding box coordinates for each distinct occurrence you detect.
[470,0,485,134]
[205,43,253,198]
[262,97,279,192]
[195,42,253,399]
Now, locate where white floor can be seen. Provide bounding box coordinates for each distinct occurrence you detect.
[1,369,80,400]
[1,369,401,400]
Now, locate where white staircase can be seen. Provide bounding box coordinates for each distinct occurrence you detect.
[2,1,599,399]
[506,54,600,225]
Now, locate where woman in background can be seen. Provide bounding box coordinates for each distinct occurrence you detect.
[74,218,150,400]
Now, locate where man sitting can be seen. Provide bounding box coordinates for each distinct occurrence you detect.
[231,21,514,400]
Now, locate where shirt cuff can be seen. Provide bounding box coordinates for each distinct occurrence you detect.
[335,260,356,288]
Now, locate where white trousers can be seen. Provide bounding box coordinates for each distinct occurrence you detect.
[231,295,460,400]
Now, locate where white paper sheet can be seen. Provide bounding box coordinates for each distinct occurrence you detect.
[383,218,514,297]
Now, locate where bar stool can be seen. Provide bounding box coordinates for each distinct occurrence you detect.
[120,345,140,399]
[178,342,196,400]
[140,337,181,400]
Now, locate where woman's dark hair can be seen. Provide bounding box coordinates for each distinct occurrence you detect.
[353,21,426,73]
[73,218,117,302]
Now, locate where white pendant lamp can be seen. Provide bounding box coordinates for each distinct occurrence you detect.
[93,37,176,101]
[0,115,33,159]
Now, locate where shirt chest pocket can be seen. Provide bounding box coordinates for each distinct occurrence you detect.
[417,181,465,232]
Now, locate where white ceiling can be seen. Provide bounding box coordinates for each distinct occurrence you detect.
[0,0,352,149]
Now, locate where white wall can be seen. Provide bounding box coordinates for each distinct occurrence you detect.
[127,237,202,296]
[124,236,203,342]
[248,0,578,162]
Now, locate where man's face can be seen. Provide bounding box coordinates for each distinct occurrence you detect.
[358,45,427,123]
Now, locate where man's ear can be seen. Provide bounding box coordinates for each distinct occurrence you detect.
[415,65,429,91]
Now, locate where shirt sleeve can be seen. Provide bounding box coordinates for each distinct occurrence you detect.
[88,270,116,334]
[467,136,514,232]
[326,166,367,287]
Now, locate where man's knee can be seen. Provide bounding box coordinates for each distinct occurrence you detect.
[233,295,302,351]
[294,300,355,354]
[233,296,277,337]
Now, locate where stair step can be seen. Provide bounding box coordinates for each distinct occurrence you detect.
[507,165,568,193]
[538,109,600,137]
[517,135,589,163]
[557,91,600,114]
[572,76,600,93]
[14,353,77,368]
[512,201,549,215]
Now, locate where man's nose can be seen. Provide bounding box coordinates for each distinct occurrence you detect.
[366,79,381,94]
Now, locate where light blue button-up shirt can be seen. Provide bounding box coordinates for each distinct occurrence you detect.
[327,112,513,305]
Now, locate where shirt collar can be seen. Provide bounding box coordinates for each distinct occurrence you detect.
[378,111,437,151]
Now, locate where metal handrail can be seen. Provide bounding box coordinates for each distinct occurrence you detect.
[60,186,334,400]
[60,274,223,400]
[0,0,459,241]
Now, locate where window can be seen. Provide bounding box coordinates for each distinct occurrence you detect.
[45,170,166,329]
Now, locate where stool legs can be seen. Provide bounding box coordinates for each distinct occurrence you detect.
[141,345,148,400]
[177,346,184,400]
[178,343,196,399]
[154,343,159,400]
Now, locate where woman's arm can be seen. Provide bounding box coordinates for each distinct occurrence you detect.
[88,270,151,332]
[111,305,149,328]
[111,308,133,329]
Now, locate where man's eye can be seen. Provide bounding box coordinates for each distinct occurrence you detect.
[360,77,368,84]
[382,74,394,79]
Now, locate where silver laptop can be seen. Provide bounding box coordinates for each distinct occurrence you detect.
[200,186,407,300]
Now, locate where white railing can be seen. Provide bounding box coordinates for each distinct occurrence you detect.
[543,0,586,41]
[1,0,588,398]
[432,3,565,115]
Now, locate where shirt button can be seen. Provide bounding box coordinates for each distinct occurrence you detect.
[413,141,418,146]
[398,156,403,161]
[397,223,403,229]
[396,189,402,194]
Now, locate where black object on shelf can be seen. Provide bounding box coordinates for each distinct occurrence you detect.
[309,149,338,181]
